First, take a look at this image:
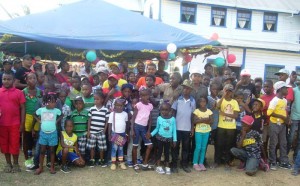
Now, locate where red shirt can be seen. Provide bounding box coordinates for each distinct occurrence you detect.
[0,87,26,126]
[260,93,276,125]
[136,76,164,89]
[102,86,122,98]
[286,87,294,102]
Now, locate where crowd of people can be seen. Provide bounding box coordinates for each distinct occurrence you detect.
[0,54,299,177]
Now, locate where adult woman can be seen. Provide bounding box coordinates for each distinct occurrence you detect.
[55,61,77,86]
[44,63,60,89]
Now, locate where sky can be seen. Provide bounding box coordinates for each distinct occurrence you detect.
[0,0,80,20]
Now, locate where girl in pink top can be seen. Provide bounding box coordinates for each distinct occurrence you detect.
[131,87,153,171]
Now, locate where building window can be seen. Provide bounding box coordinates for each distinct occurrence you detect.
[211,7,226,26]
[237,10,251,29]
[180,3,197,23]
[265,65,284,82]
[263,13,278,31]
[296,67,300,75]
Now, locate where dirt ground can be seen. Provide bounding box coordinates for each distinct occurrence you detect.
[0,145,299,186]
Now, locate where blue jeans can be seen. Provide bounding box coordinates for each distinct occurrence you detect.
[287,120,300,159]
[294,150,300,172]
[193,132,209,164]
[111,132,125,162]
[133,124,152,146]
[231,147,259,173]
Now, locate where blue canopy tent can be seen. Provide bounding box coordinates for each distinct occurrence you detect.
[0,0,217,51]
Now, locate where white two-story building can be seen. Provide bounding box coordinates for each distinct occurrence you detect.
[111,0,300,81]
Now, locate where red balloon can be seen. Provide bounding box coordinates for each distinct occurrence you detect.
[227,54,236,64]
[160,51,168,60]
[210,33,219,40]
[184,54,192,63]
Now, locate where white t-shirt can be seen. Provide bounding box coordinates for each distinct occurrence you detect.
[108,111,128,133]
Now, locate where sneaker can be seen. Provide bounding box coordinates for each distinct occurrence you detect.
[88,159,95,167]
[110,163,117,170]
[199,164,207,171]
[119,162,127,170]
[156,166,165,174]
[165,167,171,175]
[182,166,191,173]
[193,164,201,171]
[60,165,71,173]
[291,170,299,176]
[270,163,277,171]
[278,163,292,170]
[101,160,107,168]
[24,158,34,168]
[127,161,133,168]
[26,165,39,172]
[141,164,152,171]
[137,159,143,165]
[171,167,178,173]
[95,159,100,166]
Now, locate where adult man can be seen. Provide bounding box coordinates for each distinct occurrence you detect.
[155,60,170,83]
[14,54,33,90]
[79,60,96,78]
[136,63,163,88]
[235,69,258,102]
[190,69,208,102]
[158,72,182,105]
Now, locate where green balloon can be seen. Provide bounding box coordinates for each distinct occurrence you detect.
[214,57,225,67]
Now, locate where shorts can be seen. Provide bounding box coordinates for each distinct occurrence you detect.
[77,135,87,155]
[0,125,20,155]
[133,124,152,146]
[39,130,58,146]
[57,150,80,162]
[86,131,107,150]
[25,114,40,132]
[262,125,269,143]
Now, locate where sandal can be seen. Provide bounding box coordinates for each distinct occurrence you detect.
[11,164,21,173]
[3,164,12,173]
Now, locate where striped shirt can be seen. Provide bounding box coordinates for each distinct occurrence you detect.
[71,109,89,137]
[88,106,110,134]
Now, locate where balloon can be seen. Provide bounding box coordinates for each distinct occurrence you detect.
[184,54,192,63]
[167,43,177,53]
[145,60,152,65]
[86,50,97,62]
[160,51,168,60]
[210,33,219,40]
[227,54,236,64]
[214,57,225,67]
[168,53,176,60]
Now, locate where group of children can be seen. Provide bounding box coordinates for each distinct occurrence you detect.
[0,63,300,178]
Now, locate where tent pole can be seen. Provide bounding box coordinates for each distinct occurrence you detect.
[24,41,27,54]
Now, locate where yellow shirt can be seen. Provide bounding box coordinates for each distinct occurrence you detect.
[102,78,127,90]
[267,97,287,124]
[193,109,213,133]
[56,131,77,154]
[218,99,240,129]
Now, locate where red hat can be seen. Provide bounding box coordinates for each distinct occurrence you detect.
[241,115,254,126]
[108,74,119,80]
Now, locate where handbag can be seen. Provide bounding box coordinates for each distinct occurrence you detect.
[110,112,127,146]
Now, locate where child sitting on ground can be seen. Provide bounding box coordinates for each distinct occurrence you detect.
[150,102,177,175]
[230,115,263,176]
[108,98,129,170]
[57,120,85,173]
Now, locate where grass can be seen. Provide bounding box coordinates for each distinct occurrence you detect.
[0,146,299,186]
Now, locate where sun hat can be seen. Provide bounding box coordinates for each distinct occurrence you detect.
[241,115,254,126]
[107,62,120,69]
[253,98,266,109]
[273,81,291,92]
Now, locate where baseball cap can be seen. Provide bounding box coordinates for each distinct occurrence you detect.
[108,74,120,80]
[240,69,251,77]
[96,67,109,74]
[182,79,193,89]
[241,115,254,126]
[273,81,291,92]
[274,69,289,76]
[13,58,21,65]
[3,59,13,65]
[223,84,234,91]
[74,96,83,102]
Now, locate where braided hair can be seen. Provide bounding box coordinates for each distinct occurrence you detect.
[43,92,58,105]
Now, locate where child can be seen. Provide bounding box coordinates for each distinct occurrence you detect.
[108,98,129,170]
[235,91,251,133]
[22,72,42,168]
[82,84,94,111]
[34,93,62,175]
[71,96,89,158]
[171,79,196,173]
[0,72,25,173]
[230,115,263,176]
[251,98,266,135]
[103,74,123,111]
[131,88,153,171]
[36,71,45,91]
[57,120,85,173]
[214,84,240,169]
[87,92,110,167]
[58,90,72,131]
[92,74,101,94]
[69,76,81,105]
[150,103,177,175]
[207,83,220,145]
[267,81,292,170]
[192,97,213,171]
[127,71,137,90]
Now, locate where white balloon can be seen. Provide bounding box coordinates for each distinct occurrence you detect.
[167,43,177,53]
